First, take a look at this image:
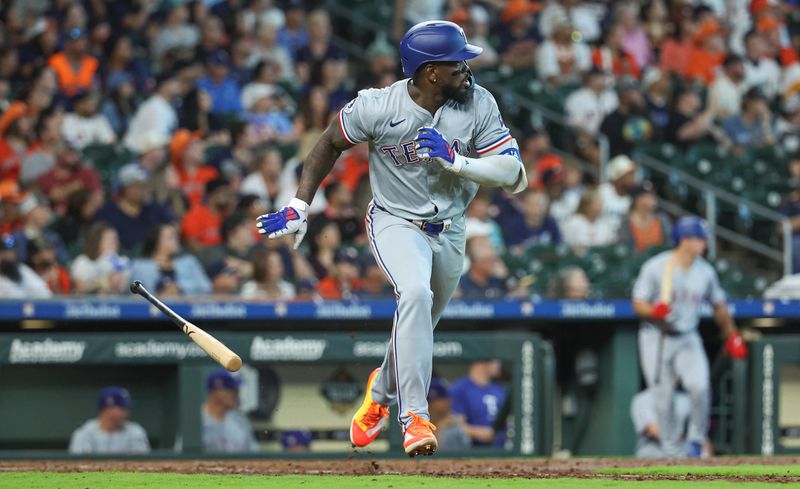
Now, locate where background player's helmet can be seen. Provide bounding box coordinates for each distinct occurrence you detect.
[399,21,483,77]
[673,216,709,245]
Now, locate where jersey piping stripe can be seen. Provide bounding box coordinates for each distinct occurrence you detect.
[476,133,512,154]
[338,110,360,145]
[366,203,403,426]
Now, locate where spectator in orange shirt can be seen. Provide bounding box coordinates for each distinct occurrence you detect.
[181,178,236,252]
[660,17,696,77]
[171,129,218,207]
[48,28,98,97]
[0,103,31,182]
[685,19,726,85]
[0,180,26,235]
[317,247,362,300]
[592,23,641,79]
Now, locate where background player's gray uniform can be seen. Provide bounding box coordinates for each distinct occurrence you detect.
[632,250,726,445]
[202,408,259,453]
[68,419,151,454]
[631,388,691,458]
[340,79,524,428]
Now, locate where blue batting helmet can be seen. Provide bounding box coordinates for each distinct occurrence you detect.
[673,216,709,245]
[399,21,483,77]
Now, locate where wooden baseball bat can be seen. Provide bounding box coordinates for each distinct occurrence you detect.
[660,256,675,305]
[130,280,242,372]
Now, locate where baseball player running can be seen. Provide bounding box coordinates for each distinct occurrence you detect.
[632,216,747,457]
[257,20,526,456]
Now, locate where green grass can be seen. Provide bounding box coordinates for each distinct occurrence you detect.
[0,473,793,489]
[598,465,800,477]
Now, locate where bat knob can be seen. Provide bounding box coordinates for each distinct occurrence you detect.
[130,280,143,294]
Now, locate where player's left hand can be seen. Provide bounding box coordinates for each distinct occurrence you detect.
[415,126,464,173]
[724,330,748,360]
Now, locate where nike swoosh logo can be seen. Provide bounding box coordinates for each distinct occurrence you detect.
[389,119,406,127]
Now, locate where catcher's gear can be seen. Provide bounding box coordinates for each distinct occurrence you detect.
[256,197,308,250]
[399,20,482,77]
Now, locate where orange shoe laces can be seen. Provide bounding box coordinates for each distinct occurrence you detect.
[363,402,389,425]
[406,411,437,434]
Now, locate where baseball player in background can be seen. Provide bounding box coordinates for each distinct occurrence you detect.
[257,20,527,456]
[68,386,151,454]
[632,216,748,457]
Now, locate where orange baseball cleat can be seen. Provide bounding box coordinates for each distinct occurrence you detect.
[403,411,438,457]
[350,368,390,447]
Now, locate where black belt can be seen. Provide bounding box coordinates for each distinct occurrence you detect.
[373,204,451,236]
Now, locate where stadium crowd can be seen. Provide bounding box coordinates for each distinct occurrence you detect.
[0,0,797,302]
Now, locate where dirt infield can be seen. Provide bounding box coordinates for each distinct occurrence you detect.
[2,457,800,482]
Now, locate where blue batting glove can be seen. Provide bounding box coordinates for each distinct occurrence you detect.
[414,126,464,173]
[256,198,309,250]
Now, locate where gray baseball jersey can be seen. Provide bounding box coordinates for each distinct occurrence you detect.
[340,79,522,430]
[68,419,151,454]
[339,79,523,221]
[632,250,726,334]
[202,408,259,453]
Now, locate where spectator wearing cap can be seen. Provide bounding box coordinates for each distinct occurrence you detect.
[202,369,259,453]
[196,51,243,116]
[280,430,312,452]
[685,19,726,85]
[709,54,747,119]
[317,247,362,300]
[449,359,507,447]
[743,30,782,99]
[11,193,68,265]
[71,221,131,295]
[458,236,511,301]
[150,2,200,61]
[620,181,672,253]
[181,178,237,252]
[20,107,65,185]
[94,163,175,254]
[565,68,619,136]
[428,377,470,451]
[663,87,723,151]
[242,83,297,144]
[130,223,212,297]
[241,247,296,300]
[36,142,103,216]
[723,87,775,149]
[562,189,618,252]
[599,155,639,230]
[68,386,150,454]
[599,78,653,158]
[502,190,561,253]
[171,129,218,207]
[62,90,116,150]
[199,212,257,295]
[123,71,183,153]
[0,233,52,299]
[48,27,98,97]
[592,22,641,80]
[642,67,672,136]
[497,0,540,72]
[536,15,592,88]
[26,236,72,295]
